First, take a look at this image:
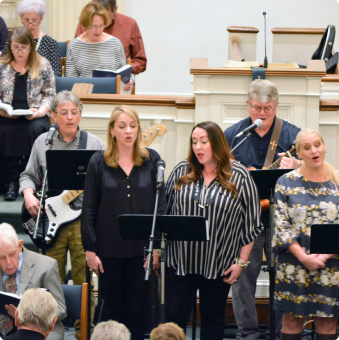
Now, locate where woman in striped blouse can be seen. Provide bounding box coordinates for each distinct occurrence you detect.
[66,1,133,91]
[165,121,262,340]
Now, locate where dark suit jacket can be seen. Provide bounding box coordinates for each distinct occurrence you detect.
[0,248,66,340]
[4,329,44,339]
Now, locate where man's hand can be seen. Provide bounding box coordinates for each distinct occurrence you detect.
[5,304,16,318]
[278,154,299,169]
[23,189,40,218]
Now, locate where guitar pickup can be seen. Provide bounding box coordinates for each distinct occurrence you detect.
[47,204,57,217]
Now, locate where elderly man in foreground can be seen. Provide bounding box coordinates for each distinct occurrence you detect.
[4,288,58,340]
[0,223,66,339]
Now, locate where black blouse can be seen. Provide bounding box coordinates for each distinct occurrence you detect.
[81,149,166,258]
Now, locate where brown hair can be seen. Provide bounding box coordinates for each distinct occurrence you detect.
[176,121,238,197]
[150,323,185,340]
[104,105,149,168]
[79,1,109,29]
[296,127,339,186]
[1,26,42,79]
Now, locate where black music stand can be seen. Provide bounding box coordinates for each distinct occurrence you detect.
[249,168,291,340]
[46,149,97,340]
[119,214,208,339]
[310,224,339,254]
[46,150,97,190]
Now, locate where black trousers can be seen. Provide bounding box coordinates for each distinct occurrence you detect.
[165,266,231,340]
[100,256,148,340]
[3,156,27,182]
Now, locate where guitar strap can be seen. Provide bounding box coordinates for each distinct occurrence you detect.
[263,117,283,168]
[78,131,88,149]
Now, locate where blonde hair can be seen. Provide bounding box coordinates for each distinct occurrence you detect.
[150,322,186,340]
[296,127,339,186]
[1,27,42,79]
[104,105,149,168]
[79,1,109,29]
[17,288,57,333]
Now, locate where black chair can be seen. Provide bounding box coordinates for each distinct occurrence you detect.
[55,76,120,94]
[62,283,89,340]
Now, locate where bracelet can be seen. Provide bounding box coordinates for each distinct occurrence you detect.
[235,257,250,268]
[153,249,161,257]
[86,255,97,261]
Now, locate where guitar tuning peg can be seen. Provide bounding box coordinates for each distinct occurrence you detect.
[150,121,154,127]
[150,131,153,135]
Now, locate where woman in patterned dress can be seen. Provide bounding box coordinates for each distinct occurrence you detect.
[273,127,339,340]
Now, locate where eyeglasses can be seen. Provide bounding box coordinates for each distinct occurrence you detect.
[58,111,80,117]
[249,103,276,114]
[88,25,106,30]
[12,48,30,53]
[21,19,40,26]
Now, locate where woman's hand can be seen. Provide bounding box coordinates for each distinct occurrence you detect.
[86,251,104,276]
[25,108,45,120]
[0,109,18,119]
[317,254,334,263]
[123,79,133,92]
[223,264,243,285]
[300,253,326,271]
[143,254,161,277]
[23,189,40,218]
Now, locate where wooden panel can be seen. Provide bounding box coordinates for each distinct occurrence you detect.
[227,26,259,34]
[320,100,339,111]
[272,27,326,35]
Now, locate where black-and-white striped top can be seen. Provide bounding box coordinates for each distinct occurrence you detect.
[165,160,263,279]
[66,36,126,77]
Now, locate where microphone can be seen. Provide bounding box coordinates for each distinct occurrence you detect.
[235,119,263,138]
[45,123,58,146]
[156,160,166,185]
[263,12,268,68]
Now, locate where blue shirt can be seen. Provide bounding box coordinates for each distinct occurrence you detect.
[1,251,23,294]
[224,116,300,228]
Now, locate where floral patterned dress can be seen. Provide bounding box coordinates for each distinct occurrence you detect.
[273,169,339,317]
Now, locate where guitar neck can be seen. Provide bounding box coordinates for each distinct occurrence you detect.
[267,146,296,169]
[62,190,84,204]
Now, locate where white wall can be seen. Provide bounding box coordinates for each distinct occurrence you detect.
[124,0,339,95]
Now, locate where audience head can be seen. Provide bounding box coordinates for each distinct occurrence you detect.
[91,320,131,340]
[16,288,58,337]
[79,1,109,30]
[94,0,117,24]
[296,127,339,186]
[247,79,279,132]
[104,105,149,168]
[51,91,83,140]
[150,322,185,340]
[17,0,46,38]
[0,223,23,276]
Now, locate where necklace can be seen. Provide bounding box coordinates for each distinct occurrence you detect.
[194,177,219,209]
[302,166,329,196]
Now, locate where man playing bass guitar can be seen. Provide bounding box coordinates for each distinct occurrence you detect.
[224,79,300,340]
[19,91,104,340]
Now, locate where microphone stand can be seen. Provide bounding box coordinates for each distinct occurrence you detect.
[231,132,252,154]
[33,141,54,254]
[145,181,162,329]
[263,12,268,68]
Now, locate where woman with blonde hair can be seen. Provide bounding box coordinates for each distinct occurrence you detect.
[273,127,339,340]
[150,323,185,340]
[82,105,165,340]
[0,26,55,201]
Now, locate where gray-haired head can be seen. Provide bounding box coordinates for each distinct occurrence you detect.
[95,0,117,10]
[0,223,19,248]
[247,79,279,105]
[17,288,58,333]
[91,320,131,340]
[17,0,46,17]
[51,91,83,113]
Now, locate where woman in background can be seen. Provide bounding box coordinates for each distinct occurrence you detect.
[0,27,55,201]
[273,128,339,340]
[82,105,165,340]
[165,121,262,340]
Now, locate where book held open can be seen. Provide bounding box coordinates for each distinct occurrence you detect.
[0,101,33,116]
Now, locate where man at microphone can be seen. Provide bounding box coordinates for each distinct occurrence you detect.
[19,91,104,339]
[224,79,300,340]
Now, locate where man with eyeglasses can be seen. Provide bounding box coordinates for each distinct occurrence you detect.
[224,79,300,340]
[19,91,104,340]
[74,0,147,75]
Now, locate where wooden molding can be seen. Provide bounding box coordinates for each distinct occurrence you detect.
[271,27,326,35]
[321,75,339,82]
[320,100,339,111]
[78,94,195,109]
[227,26,259,34]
